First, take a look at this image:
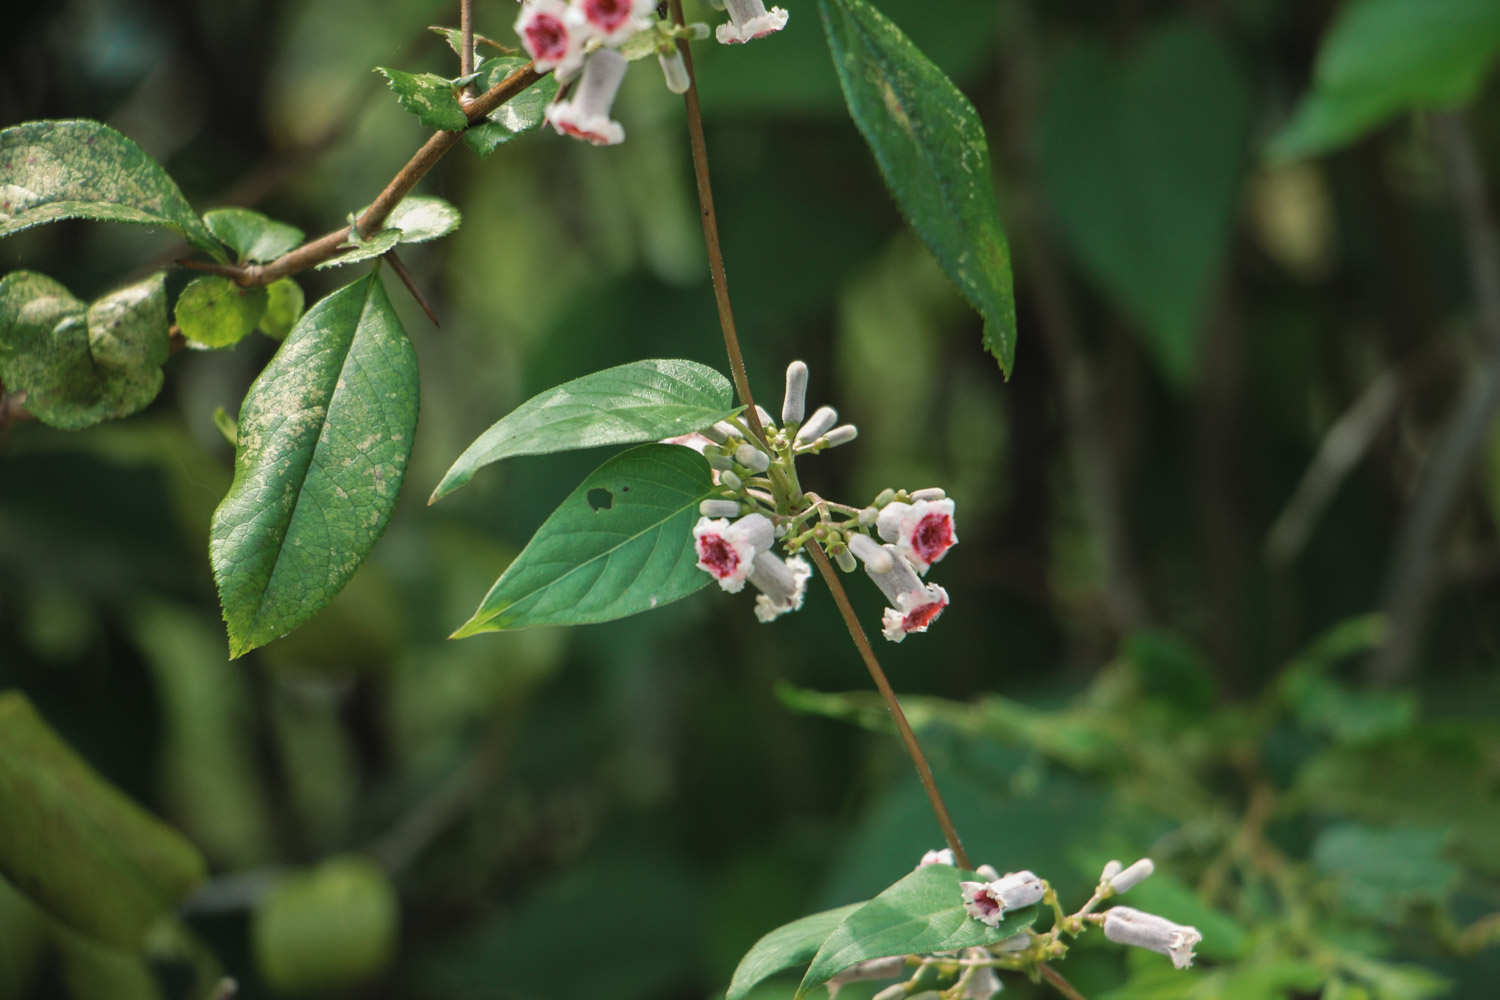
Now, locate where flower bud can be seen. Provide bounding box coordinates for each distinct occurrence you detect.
[993,932,1031,953]
[910,487,947,502]
[975,864,1000,881]
[834,547,857,573]
[712,420,740,440]
[699,499,742,518]
[706,453,733,471]
[918,848,955,868]
[782,360,808,426]
[721,470,743,491]
[754,404,775,429]
[1099,859,1123,884]
[858,506,879,528]
[657,49,690,93]
[734,444,771,473]
[823,424,858,447]
[698,423,729,444]
[1102,907,1202,969]
[1109,858,1154,894]
[794,405,837,444]
[874,488,896,508]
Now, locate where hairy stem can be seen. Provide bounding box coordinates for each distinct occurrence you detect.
[667,0,970,866]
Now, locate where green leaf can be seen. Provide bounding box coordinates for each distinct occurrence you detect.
[465,59,559,156]
[386,194,462,243]
[432,358,735,503]
[1038,23,1249,387]
[1311,825,1457,920]
[174,275,268,348]
[452,443,714,636]
[203,207,305,263]
[0,270,169,429]
[797,864,1038,996]
[727,903,863,1000]
[209,273,419,658]
[375,66,469,132]
[316,227,402,269]
[252,856,399,995]
[1269,0,1500,161]
[212,405,237,446]
[0,692,206,948]
[819,0,1016,374]
[258,277,305,341]
[429,24,512,58]
[0,119,220,257]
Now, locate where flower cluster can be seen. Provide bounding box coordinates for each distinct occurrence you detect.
[685,361,959,641]
[514,0,787,146]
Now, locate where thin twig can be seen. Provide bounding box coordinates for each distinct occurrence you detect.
[667,0,970,864]
[804,544,972,868]
[384,249,441,326]
[460,0,477,97]
[667,0,764,444]
[1370,110,1500,684]
[1039,963,1088,1000]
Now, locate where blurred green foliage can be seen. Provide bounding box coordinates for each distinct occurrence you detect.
[3,0,1500,998]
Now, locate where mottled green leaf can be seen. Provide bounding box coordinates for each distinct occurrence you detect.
[0,270,169,429]
[203,207,305,263]
[453,443,714,636]
[375,66,469,132]
[0,691,206,948]
[429,24,512,58]
[0,119,220,256]
[210,273,419,658]
[1311,825,1457,920]
[1039,23,1249,387]
[386,195,461,243]
[258,277,305,341]
[819,0,1016,374]
[727,903,863,1000]
[1269,0,1500,161]
[252,856,399,995]
[174,275,268,348]
[798,864,1037,996]
[432,358,736,502]
[464,56,560,156]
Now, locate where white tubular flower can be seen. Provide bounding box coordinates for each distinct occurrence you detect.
[693,513,773,592]
[960,871,1044,927]
[910,487,947,502]
[782,360,808,426]
[861,542,948,641]
[749,553,811,622]
[1109,858,1155,894]
[517,0,587,78]
[918,848,955,868]
[568,0,654,44]
[698,499,742,518]
[822,424,857,447]
[658,49,690,93]
[876,498,958,574]
[660,430,714,454]
[847,532,893,575]
[1099,859,1123,884]
[961,959,1001,1000]
[546,48,628,146]
[1102,907,1202,970]
[715,0,788,44]
[795,405,837,445]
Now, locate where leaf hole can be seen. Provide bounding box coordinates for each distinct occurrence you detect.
[587,488,613,511]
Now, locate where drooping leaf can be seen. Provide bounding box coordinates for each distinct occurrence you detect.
[727,903,863,1000]
[797,864,1038,997]
[258,277,305,341]
[432,358,736,502]
[385,195,462,243]
[0,119,220,256]
[0,270,169,429]
[819,0,1016,374]
[203,207,305,263]
[252,856,399,995]
[0,692,206,948]
[375,66,470,132]
[1038,23,1250,387]
[174,275,268,348]
[465,57,559,156]
[316,227,402,269]
[452,443,714,636]
[1269,0,1500,161]
[429,24,513,58]
[209,272,419,658]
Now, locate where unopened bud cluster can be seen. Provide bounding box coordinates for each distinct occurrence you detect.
[685,361,958,641]
[514,0,787,146]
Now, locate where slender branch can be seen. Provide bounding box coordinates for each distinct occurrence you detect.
[230,62,542,287]
[460,0,476,85]
[1370,110,1500,684]
[668,0,969,865]
[805,543,971,868]
[668,0,764,444]
[1039,963,1088,1000]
